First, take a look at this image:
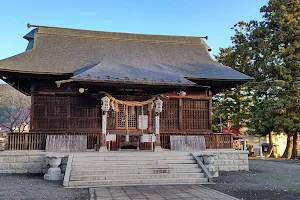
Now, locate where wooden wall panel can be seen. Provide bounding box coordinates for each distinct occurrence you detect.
[69,96,101,130]
[32,95,101,131]
[31,94,211,132]
[33,96,68,129]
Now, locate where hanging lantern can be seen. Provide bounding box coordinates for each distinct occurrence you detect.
[154,97,163,113]
[101,96,110,111]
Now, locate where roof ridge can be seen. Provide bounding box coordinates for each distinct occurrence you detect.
[36,32,207,46]
[27,23,208,41]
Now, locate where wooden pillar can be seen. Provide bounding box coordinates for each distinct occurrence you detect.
[209,90,212,130]
[155,114,160,144]
[99,111,108,152]
[148,103,152,132]
[67,96,70,130]
[125,105,129,142]
[30,90,35,131]
[154,113,163,151]
[179,98,183,129]
[154,97,163,151]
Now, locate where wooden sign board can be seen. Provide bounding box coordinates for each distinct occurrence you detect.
[141,134,156,143]
[106,134,116,141]
[138,115,148,130]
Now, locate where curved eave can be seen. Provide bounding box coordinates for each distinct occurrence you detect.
[187,77,254,93]
[72,78,196,88]
[187,77,254,83]
[0,68,73,76]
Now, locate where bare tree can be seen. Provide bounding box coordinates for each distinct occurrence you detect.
[0,85,30,132]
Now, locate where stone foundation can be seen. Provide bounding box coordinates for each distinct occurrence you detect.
[0,150,248,174]
[0,151,68,174]
[207,150,249,171]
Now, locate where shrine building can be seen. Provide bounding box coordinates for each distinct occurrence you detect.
[0,24,252,151]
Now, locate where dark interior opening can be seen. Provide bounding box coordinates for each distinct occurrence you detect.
[121,145,138,150]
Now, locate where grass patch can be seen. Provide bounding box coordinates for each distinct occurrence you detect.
[289,186,300,192]
[259,173,282,180]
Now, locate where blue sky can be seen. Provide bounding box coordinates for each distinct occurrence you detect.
[1,0,267,60]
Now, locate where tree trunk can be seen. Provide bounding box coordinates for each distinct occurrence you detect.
[282,135,293,159]
[265,132,274,158]
[291,134,299,160]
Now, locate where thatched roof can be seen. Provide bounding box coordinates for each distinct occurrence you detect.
[0,25,252,86]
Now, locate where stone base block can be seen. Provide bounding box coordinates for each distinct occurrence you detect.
[44,167,63,180]
[154,146,163,152]
[99,146,108,152]
[44,173,64,180]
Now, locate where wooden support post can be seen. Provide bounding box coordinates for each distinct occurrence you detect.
[148,103,152,132]
[154,114,163,151]
[125,105,129,142]
[30,93,35,130]
[67,96,70,130]
[209,91,212,130]
[99,111,108,152]
[179,98,183,129]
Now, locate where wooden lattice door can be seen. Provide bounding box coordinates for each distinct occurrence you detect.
[160,99,179,130]
[182,99,209,130]
[116,105,137,129]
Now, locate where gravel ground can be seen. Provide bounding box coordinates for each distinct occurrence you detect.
[207,159,300,200]
[1,159,299,200]
[0,174,89,200]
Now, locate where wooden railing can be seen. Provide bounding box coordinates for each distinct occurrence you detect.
[6,132,233,150]
[6,132,101,150]
[160,133,233,149]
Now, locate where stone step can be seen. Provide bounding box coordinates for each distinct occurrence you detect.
[72,152,192,158]
[71,159,196,166]
[71,163,200,170]
[68,177,208,187]
[71,168,202,175]
[70,172,205,181]
[72,155,194,162]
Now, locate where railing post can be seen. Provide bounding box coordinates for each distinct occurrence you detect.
[24,133,29,150]
[216,134,219,149]
[4,133,9,150]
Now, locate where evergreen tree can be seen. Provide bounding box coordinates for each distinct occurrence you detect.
[213,0,300,158]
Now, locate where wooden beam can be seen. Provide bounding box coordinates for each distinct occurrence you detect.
[67,96,71,130]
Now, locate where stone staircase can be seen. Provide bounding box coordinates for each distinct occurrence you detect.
[63,152,208,188]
